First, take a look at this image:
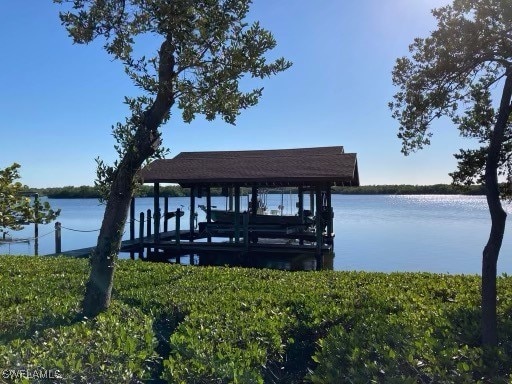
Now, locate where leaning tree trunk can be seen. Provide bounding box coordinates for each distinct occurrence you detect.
[81,166,138,316]
[82,37,175,317]
[81,127,160,317]
[481,73,512,348]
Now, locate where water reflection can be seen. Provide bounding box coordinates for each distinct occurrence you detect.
[168,251,334,271]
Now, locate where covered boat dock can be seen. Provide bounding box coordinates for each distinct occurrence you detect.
[124,146,359,269]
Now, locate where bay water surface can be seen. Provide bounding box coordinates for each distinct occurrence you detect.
[2,194,511,274]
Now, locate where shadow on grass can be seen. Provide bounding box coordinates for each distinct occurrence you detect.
[0,310,85,345]
[117,297,186,383]
[445,305,512,381]
[261,297,357,384]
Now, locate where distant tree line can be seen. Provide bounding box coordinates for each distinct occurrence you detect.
[33,185,188,198]
[332,184,486,195]
[37,186,104,199]
[29,184,487,198]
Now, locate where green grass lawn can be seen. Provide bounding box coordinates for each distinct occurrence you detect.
[0,256,511,383]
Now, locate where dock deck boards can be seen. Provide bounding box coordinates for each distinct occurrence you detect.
[46,230,192,257]
[46,228,333,260]
[46,246,96,258]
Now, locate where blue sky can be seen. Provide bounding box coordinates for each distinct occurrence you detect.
[0,0,465,188]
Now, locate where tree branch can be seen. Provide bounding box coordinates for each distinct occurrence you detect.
[144,35,176,132]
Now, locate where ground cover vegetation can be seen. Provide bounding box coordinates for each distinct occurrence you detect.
[1,256,511,383]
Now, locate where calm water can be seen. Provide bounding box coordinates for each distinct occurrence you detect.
[2,195,511,274]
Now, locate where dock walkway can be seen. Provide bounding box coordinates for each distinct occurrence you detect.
[47,227,332,261]
[46,230,191,258]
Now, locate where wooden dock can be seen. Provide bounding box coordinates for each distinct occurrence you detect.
[46,230,192,258]
[49,225,333,271]
[46,146,359,271]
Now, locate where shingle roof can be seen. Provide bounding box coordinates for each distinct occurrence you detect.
[140,146,359,187]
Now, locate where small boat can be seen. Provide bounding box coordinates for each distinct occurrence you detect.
[0,236,31,244]
[198,205,313,227]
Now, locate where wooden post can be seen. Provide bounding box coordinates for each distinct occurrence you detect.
[175,209,181,246]
[234,186,240,243]
[243,211,249,251]
[146,209,152,239]
[326,188,333,239]
[316,254,324,271]
[228,187,233,243]
[146,208,152,257]
[34,193,39,256]
[251,186,258,216]
[129,197,135,260]
[190,186,195,242]
[298,186,304,223]
[229,187,234,211]
[130,197,135,240]
[315,186,323,257]
[298,186,304,246]
[54,222,61,254]
[206,187,212,243]
[164,196,169,232]
[310,189,314,215]
[154,183,160,244]
[139,212,144,259]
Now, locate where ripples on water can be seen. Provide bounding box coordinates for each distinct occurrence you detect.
[2,195,511,274]
[334,195,512,274]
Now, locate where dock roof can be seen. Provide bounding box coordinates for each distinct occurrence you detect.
[140,146,359,187]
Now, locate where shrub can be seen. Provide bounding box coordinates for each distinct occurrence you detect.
[0,257,511,382]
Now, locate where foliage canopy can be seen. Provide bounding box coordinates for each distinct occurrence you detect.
[390,0,512,348]
[389,0,512,188]
[0,163,59,238]
[56,0,292,197]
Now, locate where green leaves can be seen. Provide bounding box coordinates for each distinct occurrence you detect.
[55,0,291,208]
[0,163,60,236]
[3,257,510,382]
[391,2,505,138]
[0,257,157,382]
[55,0,293,127]
[390,0,512,186]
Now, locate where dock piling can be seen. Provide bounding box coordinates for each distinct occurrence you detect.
[54,222,61,254]
[146,209,152,257]
[243,212,249,251]
[146,209,152,239]
[190,187,195,242]
[139,212,144,259]
[130,198,135,240]
[130,198,135,260]
[154,183,160,244]
[164,197,169,232]
[315,186,323,257]
[176,209,181,246]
